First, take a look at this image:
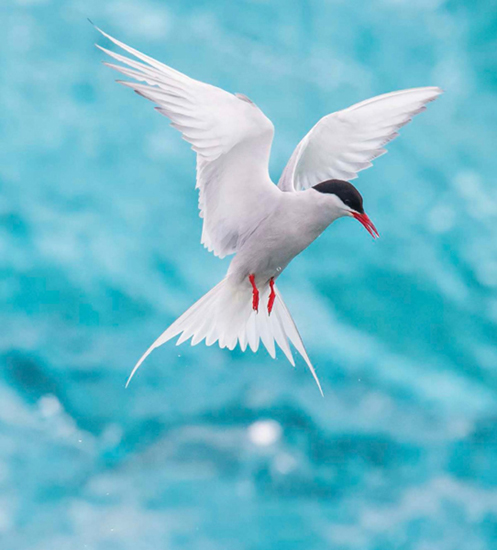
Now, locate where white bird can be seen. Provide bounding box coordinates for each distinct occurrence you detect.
[94,26,442,395]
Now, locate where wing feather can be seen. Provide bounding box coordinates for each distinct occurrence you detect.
[95,27,276,258]
[278,87,442,192]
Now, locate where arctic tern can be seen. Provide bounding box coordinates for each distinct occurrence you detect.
[94,27,442,394]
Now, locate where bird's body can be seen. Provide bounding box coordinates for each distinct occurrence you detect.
[94,26,442,394]
[228,189,337,287]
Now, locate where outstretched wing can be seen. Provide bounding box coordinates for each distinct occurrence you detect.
[95,27,276,258]
[278,87,442,192]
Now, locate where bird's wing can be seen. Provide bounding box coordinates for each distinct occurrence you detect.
[278,87,442,192]
[96,27,276,258]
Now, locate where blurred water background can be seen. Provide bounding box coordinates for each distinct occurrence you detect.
[1,0,497,548]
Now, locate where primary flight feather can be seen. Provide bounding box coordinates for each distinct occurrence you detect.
[94,26,442,395]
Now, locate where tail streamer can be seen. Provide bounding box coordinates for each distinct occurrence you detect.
[127,278,323,395]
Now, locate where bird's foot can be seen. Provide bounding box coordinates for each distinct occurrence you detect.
[268,277,276,315]
[249,274,259,312]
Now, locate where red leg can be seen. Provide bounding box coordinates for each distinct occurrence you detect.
[268,277,276,315]
[249,274,259,312]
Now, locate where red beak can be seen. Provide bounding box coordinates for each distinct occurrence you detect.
[351,212,379,239]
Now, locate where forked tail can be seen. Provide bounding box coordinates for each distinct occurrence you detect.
[127,278,323,395]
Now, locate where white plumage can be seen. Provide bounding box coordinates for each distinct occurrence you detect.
[94,26,442,394]
[278,87,442,191]
[96,28,276,259]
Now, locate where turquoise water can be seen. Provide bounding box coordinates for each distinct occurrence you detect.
[2,0,497,548]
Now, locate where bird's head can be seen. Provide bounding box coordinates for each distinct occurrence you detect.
[312,179,379,239]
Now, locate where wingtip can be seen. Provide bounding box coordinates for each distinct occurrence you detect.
[115,79,132,87]
[90,20,111,52]
[88,19,110,40]
[87,18,102,33]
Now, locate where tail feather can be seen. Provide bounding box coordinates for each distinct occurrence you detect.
[127,278,323,395]
[271,302,295,366]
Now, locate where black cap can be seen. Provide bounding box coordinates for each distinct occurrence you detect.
[312,179,364,214]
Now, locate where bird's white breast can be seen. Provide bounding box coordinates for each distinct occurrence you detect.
[228,188,339,286]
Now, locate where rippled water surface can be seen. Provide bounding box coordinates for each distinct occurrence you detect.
[1,0,497,548]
